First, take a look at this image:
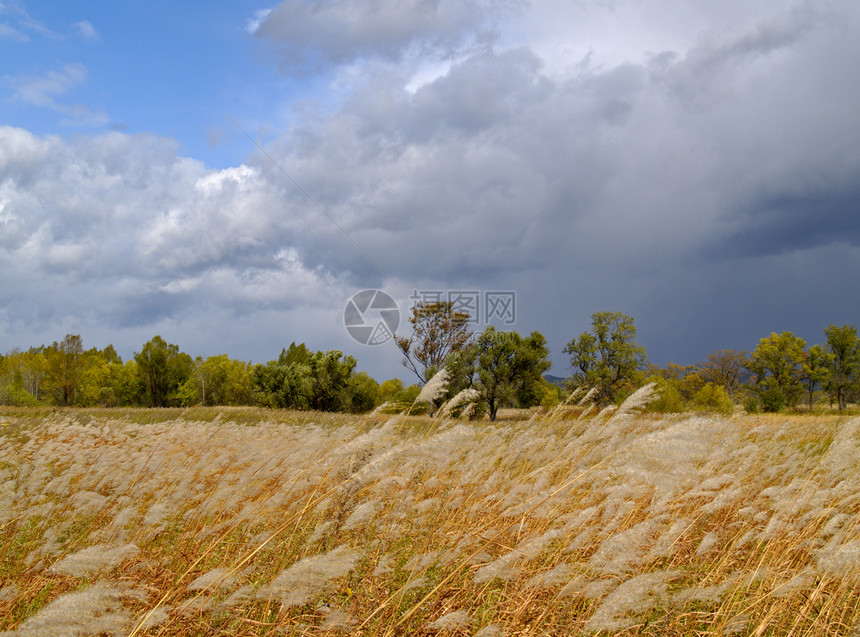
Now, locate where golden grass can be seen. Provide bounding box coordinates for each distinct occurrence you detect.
[0,403,858,636]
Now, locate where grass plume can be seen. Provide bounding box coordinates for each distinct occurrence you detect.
[0,406,858,635]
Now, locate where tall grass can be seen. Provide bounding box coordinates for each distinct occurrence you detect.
[0,400,858,635]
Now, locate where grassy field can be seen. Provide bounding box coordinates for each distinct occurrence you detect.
[0,396,859,635]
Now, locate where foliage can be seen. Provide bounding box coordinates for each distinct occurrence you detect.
[42,334,85,406]
[279,341,311,367]
[1,338,133,407]
[253,345,362,412]
[133,336,194,407]
[397,383,421,404]
[745,332,806,411]
[396,301,472,383]
[649,363,704,403]
[540,384,560,411]
[2,319,857,417]
[76,350,118,407]
[691,382,735,415]
[447,326,551,421]
[185,354,254,406]
[644,372,736,415]
[346,372,379,413]
[253,361,305,409]
[801,344,833,409]
[378,378,404,404]
[823,323,860,410]
[644,374,686,413]
[564,311,646,404]
[109,360,143,407]
[303,350,358,411]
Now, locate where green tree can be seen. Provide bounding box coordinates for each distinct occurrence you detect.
[346,371,380,413]
[253,347,358,412]
[110,360,143,406]
[824,324,859,410]
[645,374,686,413]
[193,354,254,406]
[378,378,404,404]
[18,347,47,401]
[0,349,44,406]
[563,311,646,404]
[691,383,735,415]
[134,336,194,407]
[397,384,422,404]
[447,327,551,421]
[252,342,315,408]
[375,378,422,407]
[77,345,124,407]
[302,350,357,411]
[279,342,311,367]
[746,332,806,412]
[801,344,833,409]
[396,301,473,383]
[253,361,305,409]
[649,362,703,405]
[43,334,85,405]
[541,384,561,411]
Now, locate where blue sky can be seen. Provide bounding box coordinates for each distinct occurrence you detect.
[1,1,309,167]
[2,0,860,383]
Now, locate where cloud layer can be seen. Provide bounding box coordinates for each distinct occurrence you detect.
[2,0,859,376]
[252,0,498,68]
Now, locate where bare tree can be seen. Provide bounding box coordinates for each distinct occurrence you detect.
[697,350,749,397]
[395,301,472,383]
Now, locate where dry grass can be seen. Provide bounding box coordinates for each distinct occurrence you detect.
[0,401,858,636]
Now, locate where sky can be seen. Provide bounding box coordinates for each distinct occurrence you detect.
[1,0,859,383]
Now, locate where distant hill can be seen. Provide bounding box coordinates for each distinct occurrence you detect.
[543,374,568,388]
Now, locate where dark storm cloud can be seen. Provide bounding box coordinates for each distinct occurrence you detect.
[251,7,859,289]
[712,189,860,259]
[256,48,647,282]
[242,0,860,374]
[103,288,192,329]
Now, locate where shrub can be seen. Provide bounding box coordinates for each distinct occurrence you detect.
[541,387,560,411]
[692,383,735,415]
[741,392,760,413]
[646,376,685,413]
[760,387,786,412]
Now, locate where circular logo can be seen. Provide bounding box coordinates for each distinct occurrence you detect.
[344,289,400,346]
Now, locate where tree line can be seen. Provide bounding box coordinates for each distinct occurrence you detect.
[396,305,860,416]
[0,336,381,411]
[563,312,860,414]
[1,306,858,415]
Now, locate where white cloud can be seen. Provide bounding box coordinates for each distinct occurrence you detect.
[0,20,28,41]
[0,126,357,362]
[71,20,98,40]
[245,8,271,35]
[0,1,55,39]
[8,63,107,127]
[11,62,87,106]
